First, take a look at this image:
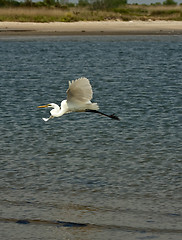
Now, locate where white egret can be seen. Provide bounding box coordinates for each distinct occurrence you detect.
[38,77,119,121]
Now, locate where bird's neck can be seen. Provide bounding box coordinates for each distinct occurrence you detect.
[50,104,61,117]
[51,101,68,117]
[53,104,60,111]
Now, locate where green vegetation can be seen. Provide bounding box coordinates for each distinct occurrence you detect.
[163,0,177,5]
[90,0,127,10]
[0,0,182,22]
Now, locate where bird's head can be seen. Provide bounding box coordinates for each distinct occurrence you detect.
[38,103,58,109]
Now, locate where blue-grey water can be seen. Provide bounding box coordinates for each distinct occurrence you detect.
[0,35,182,240]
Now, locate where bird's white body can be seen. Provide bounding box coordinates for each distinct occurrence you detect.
[38,77,99,121]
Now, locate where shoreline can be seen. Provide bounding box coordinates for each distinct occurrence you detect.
[0,21,182,36]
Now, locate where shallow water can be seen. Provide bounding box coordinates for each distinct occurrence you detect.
[0,35,182,240]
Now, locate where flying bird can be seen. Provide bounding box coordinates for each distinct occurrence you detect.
[38,77,119,121]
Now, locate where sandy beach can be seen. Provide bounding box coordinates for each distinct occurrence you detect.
[0,20,182,36]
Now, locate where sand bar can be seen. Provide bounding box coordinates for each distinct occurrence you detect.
[0,21,182,36]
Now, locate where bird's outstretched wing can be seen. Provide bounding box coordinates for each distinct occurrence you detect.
[66,77,93,103]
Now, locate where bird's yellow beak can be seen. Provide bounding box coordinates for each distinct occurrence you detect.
[37,104,48,108]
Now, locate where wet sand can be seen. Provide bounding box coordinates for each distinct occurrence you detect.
[0,20,182,36]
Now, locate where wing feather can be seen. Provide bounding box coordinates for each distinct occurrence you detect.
[67,77,93,103]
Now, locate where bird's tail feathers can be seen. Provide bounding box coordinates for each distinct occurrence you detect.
[87,103,99,111]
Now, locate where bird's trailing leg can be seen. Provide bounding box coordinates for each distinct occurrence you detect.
[86,110,120,121]
[42,115,54,122]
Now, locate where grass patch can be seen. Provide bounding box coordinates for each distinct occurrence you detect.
[149,6,182,20]
[114,6,148,16]
[0,5,182,22]
[0,7,122,22]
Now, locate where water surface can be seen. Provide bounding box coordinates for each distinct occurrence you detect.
[0,35,182,240]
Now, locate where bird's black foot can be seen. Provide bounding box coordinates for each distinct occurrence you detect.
[109,114,120,121]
